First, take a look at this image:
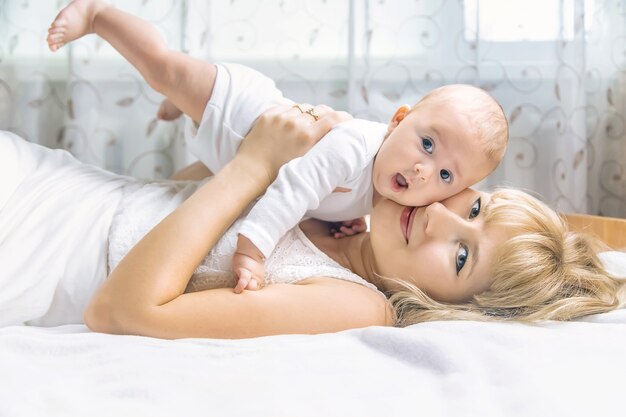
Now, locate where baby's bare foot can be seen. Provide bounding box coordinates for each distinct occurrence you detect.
[157,99,184,121]
[47,0,108,52]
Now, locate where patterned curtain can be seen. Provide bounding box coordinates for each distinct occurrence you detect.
[1,0,624,216]
[0,0,186,178]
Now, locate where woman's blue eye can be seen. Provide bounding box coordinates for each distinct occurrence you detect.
[422,137,433,154]
[456,245,468,274]
[440,169,451,183]
[469,198,481,219]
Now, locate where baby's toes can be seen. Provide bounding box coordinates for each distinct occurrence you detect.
[47,33,65,51]
[47,33,63,43]
[48,40,64,52]
[50,17,67,29]
[157,105,181,121]
[48,22,67,33]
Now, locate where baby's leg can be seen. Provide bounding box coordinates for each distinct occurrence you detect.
[47,0,214,123]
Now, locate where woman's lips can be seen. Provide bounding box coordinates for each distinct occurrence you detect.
[400,206,417,242]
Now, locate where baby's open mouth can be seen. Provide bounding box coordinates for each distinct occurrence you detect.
[393,173,408,191]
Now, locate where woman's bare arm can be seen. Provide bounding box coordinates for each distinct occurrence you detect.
[84,105,372,338]
[169,161,213,180]
[97,278,389,339]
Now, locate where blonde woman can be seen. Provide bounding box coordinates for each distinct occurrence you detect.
[0,104,623,337]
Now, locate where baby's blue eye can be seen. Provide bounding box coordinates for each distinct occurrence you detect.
[456,245,468,274]
[440,169,451,183]
[422,137,433,154]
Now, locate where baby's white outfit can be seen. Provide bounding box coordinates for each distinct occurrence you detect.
[184,63,388,257]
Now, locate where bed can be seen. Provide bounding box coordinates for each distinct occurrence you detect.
[563,213,626,250]
[1,214,625,417]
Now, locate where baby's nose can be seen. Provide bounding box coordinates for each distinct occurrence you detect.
[414,163,433,181]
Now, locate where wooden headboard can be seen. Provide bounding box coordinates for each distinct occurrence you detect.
[562,213,626,250]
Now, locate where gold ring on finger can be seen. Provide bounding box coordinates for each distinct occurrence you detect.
[305,107,320,121]
[293,104,305,113]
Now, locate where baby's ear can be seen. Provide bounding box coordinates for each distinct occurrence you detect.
[386,104,412,136]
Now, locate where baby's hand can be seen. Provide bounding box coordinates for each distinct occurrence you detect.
[330,217,367,239]
[232,234,266,293]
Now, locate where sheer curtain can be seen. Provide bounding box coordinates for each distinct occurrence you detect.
[1,0,624,216]
[0,0,187,178]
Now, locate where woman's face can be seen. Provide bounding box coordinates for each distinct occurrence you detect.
[369,188,508,303]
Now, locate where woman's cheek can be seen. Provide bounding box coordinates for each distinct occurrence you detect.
[412,244,450,288]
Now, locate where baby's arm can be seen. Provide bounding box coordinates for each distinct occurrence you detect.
[235,123,368,272]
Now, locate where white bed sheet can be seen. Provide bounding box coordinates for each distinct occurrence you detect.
[3,133,625,416]
[2,252,625,417]
[2,309,626,417]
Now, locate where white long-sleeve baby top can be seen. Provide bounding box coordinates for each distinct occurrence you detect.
[183,62,388,258]
[238,118,387,257]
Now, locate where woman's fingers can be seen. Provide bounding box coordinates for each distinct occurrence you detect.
[307,106,352,138]
[289,103,351,127]
[285,103,353,149]
[236,102,352,180]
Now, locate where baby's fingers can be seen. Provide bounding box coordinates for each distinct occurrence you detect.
[330,226,345,239]
[234,268,252,294]
[339,225,358,236]
[351,221,367,233]
[246,279,259,290]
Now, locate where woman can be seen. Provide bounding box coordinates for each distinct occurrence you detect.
[0,105,623,338]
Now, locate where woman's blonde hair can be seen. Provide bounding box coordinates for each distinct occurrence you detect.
[388,188,626,326]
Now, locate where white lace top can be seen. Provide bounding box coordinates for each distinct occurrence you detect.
[108,180,386,298]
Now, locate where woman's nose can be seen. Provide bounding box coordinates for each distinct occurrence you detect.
[424,202,465,237]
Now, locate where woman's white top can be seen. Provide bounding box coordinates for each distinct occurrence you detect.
[0,132,128,327]
[0,131,384,327]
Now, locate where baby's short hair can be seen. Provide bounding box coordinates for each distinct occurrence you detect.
[414,85,509,165]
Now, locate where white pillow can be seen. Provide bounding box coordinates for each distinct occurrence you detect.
[599,251,626,278]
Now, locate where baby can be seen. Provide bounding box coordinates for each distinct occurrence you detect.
[47,0,508,293]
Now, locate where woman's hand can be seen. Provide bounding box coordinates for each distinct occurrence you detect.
[236,104,352,184]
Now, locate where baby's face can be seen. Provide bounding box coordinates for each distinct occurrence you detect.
[372,101,493,207]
